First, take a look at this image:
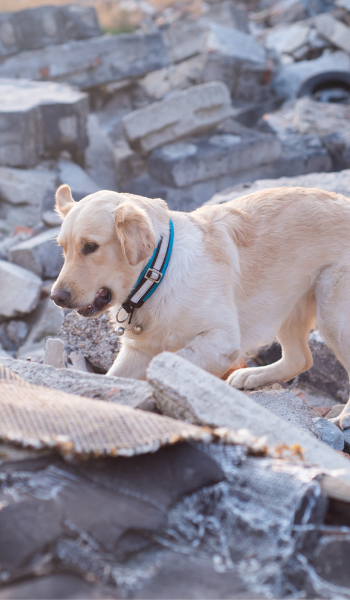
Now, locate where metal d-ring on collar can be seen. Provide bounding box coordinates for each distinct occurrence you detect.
[116,218,174,336]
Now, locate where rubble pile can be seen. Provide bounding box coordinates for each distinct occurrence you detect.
[1,0,350,595]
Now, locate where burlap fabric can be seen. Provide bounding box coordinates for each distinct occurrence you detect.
[0,363,216,458]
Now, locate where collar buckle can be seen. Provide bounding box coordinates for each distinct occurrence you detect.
[145,267,163,283]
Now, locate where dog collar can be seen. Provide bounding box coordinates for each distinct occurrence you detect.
[116,218,174,334]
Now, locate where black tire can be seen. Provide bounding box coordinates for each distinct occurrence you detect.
[297,71,350,102]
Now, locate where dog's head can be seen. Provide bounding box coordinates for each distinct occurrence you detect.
[51,185,168,317]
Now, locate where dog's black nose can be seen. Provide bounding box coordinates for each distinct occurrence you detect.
[51,289,71,307]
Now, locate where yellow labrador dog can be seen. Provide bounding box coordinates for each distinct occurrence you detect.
[52,184,350,429]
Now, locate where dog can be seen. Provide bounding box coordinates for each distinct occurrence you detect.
[51,184,350,430]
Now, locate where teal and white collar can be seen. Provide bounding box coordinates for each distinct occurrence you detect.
[116,218,174,335]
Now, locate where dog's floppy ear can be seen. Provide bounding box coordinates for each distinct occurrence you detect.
[55,184,75,218]
[115,203,156,266]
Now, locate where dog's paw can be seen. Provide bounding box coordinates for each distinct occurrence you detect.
[329,412,350,430]
[227,367,265,390]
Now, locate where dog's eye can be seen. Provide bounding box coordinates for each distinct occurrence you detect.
[82,242,99,255]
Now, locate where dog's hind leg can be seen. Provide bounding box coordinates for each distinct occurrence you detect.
[315,266,350,429]
[228,291,316,390]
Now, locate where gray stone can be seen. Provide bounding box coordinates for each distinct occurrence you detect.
[299,330,350,403]
[8,227,63,279]
[84,115,118,191]
[0,260,41,318]
[293,97,350,169]
[265,22,310,57]
[275,133,332,177]
[207,167,350,206]
[0,356,155,411]
[24,298,64,346]
[272,51,350,99]
[6,320,29,348]
[315,13,350,55]
[148,124,281,188]
[43,337,67,369]
[312,417,345,451]
[0,79,88,168]
[0,32,169,90]
[122,82,233,155]
[162,1,247,64]
[135,56,203,102]
[248,384,320,438]
[114,141,146,189]
[57,159,100,202]
[0,5,100,58]
[147,352,350,479]
[201,23,270,102]
[41,210,62,228]
[58,311,119,373]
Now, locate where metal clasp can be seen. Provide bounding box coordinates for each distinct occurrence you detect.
[145,268,162,283]
[116,306,130,323]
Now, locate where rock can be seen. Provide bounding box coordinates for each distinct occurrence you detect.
[315,13,350,54]
[248,384,320,438]
[135,56,203,102]
[0,573,116,600]
[0,260,41,318]
[17,298,64,360]
[41,210,62,228]
[162,1,248,64]
[58,311,119,373]
[122,82,233,155]
[0,356,155,411]
[293,97,350,169]
[0,79,88,168]
[114,141,146,189]
[8,227,63,279]
[6,320,29,349]
[275,133,332,177]
[265,22,310,57]
[298,330,350,403]
[84,114,118,191]
[0,445,222,573]
[148,124,281,188]
[0,344,11,359]
[147,352,350,479]
[312,417,345,451]
[0,5,100,58]
[57,159,100,202]
[201,23,271,102]
[42,337,67,369]
[0,31,169,90]
[272,51,350,99]
[206,167,350,206]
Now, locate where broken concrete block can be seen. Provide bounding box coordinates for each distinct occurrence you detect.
[6,320,29,349]
[24,298,64,347]
[162,1,248,63]
[312,417,345,451]
[272,50,350,99]
[0,357,155,411]
[136,56,203,102]
[265,22,310,57]
[201,23,270,102]
[0,31,168,90]
[84,114,118,191]
[43,338,67,369]
[57,159,99,202]
[299,330,350,403]
[147,352,350,479]
[122,82,233,155]
[148,125,281,187]
[315,13,350,55]
[8,226,63,279]
[0,260,41,318]
[0,79,88,167]
[58,311,119,373]
[206,168,350,206]
[0,5,100,58]
[248,384,320,438]
[293,97,350,169]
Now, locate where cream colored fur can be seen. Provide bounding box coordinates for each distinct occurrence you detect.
[53,185,350,430]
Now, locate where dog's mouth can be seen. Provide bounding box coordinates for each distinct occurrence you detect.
[77,288,112,317]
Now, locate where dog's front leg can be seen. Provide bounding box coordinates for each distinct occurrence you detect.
[177,328,241,378]
[107,343,151,380]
